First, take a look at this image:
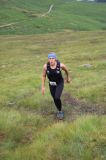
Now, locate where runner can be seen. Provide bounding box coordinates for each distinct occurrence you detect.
[42,52,71,119]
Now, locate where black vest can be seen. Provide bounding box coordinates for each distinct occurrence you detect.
[46,60,63,83]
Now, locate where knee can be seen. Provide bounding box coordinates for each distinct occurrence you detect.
[54,96,60,101]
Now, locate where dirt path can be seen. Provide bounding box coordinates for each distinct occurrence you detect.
[8,91,105,122]
[40,4,54,17]
[36,92,106,122]
[0,22,17,28]
[62,92,106,121]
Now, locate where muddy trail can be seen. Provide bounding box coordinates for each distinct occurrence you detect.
[62,93,106,121]
[8,91,106,122]
[28,92,106,122]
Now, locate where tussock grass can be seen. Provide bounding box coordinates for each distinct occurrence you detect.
[0,31,106,159]
[0,31,106,108]
[0,2,106,159]
[6,116,106,160]
[0,108,50,153]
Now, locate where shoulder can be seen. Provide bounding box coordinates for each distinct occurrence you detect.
[60,63,65,68]
[43,64,47,70]
[56,61,65,68]
[60,63,68,71]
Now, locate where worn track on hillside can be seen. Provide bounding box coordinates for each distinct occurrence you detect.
[23,92,105,122]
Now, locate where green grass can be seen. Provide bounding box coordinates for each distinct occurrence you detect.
[0,1,106,34]
[0,31,106,108]
[0,31,106,159]
[0,108,52,159]
[3,115,106,160]
[0,1,106,159]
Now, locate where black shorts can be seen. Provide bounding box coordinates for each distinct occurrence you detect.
[49,80,64,99]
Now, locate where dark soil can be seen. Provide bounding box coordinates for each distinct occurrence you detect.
[10,91,105,122]
[63,92,106,121]
[38,92,106,122]
[0,132,6,142]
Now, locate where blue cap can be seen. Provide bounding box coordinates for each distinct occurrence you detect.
[48,52,56,59]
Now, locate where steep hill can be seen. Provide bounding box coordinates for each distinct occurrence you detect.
[0,0,106,34]
[0,30,106,159]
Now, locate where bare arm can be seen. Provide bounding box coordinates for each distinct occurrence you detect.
[60,63,71,83]
[42,64,47,95]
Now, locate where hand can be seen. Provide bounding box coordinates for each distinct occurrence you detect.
[42,87,45,95]
[65,77,71,83]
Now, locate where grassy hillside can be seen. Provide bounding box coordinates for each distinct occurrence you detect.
[1,110,106,160]
[0,1,106,159]
[0,31,106,108]
[0,31,106,159]
[0,0,106,34]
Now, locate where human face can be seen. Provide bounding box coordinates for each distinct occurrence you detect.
[48,58,56,66]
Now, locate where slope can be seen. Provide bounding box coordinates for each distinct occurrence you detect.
[0,0,106,34]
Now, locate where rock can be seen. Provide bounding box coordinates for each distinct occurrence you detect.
[1,65,6,68]
[80,64,93,68]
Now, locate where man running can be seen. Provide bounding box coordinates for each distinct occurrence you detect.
[42,52,71,119]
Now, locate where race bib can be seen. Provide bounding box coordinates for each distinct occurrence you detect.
[49,81,57,86]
